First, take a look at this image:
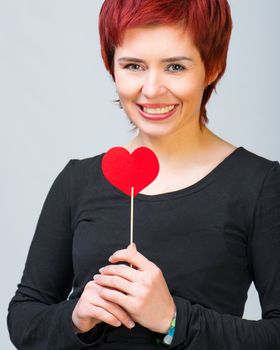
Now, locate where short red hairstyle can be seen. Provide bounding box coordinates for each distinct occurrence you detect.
[99,0,232,127]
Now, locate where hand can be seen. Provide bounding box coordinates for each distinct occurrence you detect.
[72,279,135,334]
[93,244,176,334]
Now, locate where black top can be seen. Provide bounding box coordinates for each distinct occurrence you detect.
[7,146,280,349]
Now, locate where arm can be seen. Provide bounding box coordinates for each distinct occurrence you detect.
[7,160,107,349]
[170,162,280,349]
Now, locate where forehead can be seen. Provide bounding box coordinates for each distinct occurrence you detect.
[115,24,198,58]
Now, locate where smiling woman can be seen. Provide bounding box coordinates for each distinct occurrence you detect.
[7,1,280,350]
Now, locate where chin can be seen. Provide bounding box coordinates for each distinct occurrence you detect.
[137,125,176,139]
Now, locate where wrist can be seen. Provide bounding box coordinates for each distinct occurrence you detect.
[72,322,81,334]
[72,318,99,334]
[164,299,176,334]
[155,302,177,347]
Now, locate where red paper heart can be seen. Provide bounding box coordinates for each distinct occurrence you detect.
[101,146,159,197]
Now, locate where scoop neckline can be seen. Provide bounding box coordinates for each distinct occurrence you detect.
[100,146,244,201]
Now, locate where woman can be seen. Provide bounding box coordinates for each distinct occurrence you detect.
[7,0,280,349]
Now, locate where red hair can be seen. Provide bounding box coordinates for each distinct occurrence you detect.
[99,0,232,127]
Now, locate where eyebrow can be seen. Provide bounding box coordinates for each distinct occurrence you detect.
[117,56,193,63]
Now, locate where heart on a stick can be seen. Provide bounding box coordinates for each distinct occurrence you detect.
[101,147,160,197]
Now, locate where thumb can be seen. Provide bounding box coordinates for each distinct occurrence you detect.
[127,243,137,251]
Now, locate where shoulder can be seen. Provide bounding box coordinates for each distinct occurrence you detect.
[231,146,280,196]
[70,152,105,172]
[237,146,279,176]
[54,152,106,195]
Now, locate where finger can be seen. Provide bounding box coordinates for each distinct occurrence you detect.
[99,264,141,282]
[91,295,135,329]
[97,284,129,309]
[87,282,135,329]
[93,274,134,295]
[109,247,152,271]
[89,305,122,328]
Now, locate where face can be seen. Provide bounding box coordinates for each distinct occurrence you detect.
[113,25,209,139]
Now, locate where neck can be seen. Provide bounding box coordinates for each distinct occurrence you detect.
[124,120,215,167]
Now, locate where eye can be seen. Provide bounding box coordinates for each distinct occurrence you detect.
[123,63,143,71]
[167,64,186,72]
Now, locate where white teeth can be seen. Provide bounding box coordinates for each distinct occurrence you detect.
[142,105,175,114]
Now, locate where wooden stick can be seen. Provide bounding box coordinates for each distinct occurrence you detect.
[130,186,134,246]
[130,186,134,268]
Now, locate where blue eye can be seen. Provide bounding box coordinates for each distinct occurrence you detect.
[167,64,186,72]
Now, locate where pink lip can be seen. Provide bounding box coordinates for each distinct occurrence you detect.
[136,104,178,121]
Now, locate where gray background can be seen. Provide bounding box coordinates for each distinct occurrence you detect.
[1,1,279,348]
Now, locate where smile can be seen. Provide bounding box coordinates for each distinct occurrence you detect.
[142,105,175,114]
[136,104,179,121]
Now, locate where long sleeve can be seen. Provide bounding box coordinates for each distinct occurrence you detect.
[170,162,280,350]
[7,160,107,349]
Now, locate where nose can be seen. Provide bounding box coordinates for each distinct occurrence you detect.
[141,71,167,98]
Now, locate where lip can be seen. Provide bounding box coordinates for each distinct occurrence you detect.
[136,104,179,121]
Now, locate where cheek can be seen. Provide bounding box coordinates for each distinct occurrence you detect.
[116,83,139,105]
[175,79,205,104]
[115,73,140,100]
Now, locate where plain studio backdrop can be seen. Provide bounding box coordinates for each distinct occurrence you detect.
[1,1,279,348]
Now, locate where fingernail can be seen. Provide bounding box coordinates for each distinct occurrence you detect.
[108,256,113,262]
[115,321,122,327]
[99,267,105,273]
[93,274,100,280]
[129,321,135,329]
